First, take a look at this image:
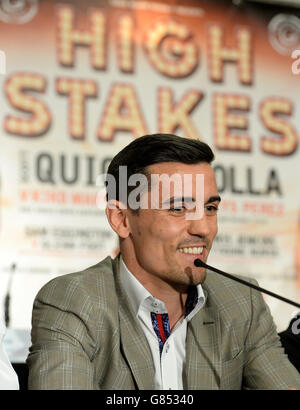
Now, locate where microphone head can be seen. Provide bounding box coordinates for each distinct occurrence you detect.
[194,258,205,268]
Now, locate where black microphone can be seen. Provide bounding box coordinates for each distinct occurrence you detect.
[4,263,16,328]
[194,259,300,309]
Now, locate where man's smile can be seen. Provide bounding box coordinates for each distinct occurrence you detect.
[177,246,207,264]
[178,246,204,255]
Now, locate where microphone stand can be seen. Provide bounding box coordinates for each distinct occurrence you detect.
[194,259,300,309]
[4,263,16,328]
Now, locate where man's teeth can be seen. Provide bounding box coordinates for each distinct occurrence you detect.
[179,247,203,255]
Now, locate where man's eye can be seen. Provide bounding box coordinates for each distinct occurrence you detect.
[170,205,185,213]
[205,205,219,215]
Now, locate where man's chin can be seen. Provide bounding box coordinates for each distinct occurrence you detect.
[183,266,206,286]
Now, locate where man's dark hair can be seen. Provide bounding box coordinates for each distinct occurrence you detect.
[105,133,214,208]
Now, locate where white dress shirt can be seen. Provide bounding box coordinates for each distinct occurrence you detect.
[119,256,206,390]
[0,323,19,390]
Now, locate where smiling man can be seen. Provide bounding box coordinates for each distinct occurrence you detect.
[27,134,300,390]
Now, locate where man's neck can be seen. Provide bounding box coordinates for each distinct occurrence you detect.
[122,254,189,329]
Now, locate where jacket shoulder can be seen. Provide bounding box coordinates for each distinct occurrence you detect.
[35,256,117,309]
[203,269,260,317]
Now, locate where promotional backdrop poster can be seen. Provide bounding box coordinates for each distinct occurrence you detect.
[0,0,299,361]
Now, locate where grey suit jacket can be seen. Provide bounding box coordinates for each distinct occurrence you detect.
[27,255,300,389]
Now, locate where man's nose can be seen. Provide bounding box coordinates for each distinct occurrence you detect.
[187,213,210,237]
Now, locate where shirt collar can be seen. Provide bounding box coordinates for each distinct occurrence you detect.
[120,255,153,316]
[119,255,206,320]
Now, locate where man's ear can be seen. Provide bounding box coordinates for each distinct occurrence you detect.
[105,200,131,239]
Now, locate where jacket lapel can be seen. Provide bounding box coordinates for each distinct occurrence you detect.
[113,257,155,390]
[118,302,156,389]
[185,303,221,389]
